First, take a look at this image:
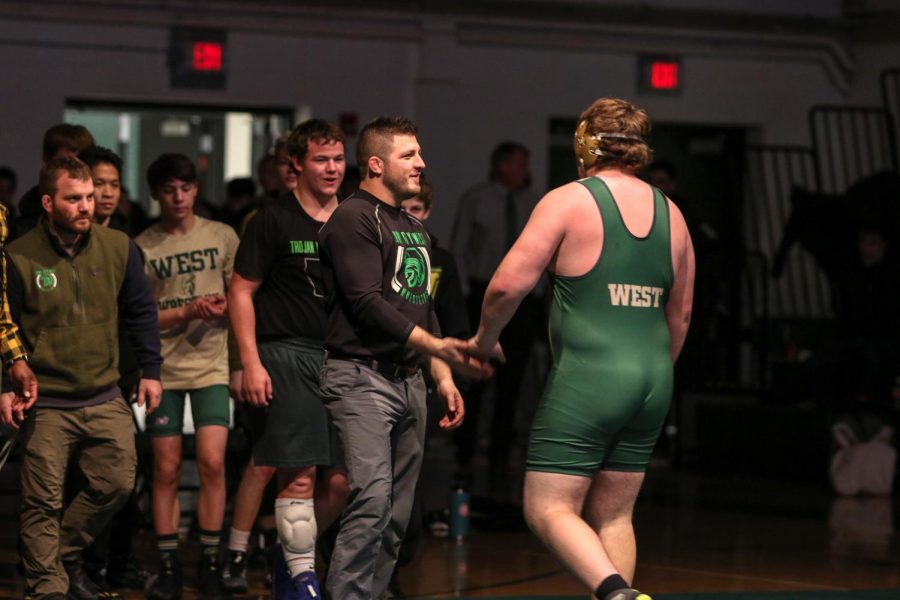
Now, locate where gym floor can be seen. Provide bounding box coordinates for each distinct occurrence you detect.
[0,433,898,598]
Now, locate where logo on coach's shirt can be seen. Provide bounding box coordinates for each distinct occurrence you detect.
[391,245,432,305]
[35,268,58,292]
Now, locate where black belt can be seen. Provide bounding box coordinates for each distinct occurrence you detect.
[331,354,420,381]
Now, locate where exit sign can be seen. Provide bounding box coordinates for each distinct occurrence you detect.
[192,42,223,72]
[169,27,227,89]
[639,55,682,94]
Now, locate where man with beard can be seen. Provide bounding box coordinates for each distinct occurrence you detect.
[0,156,162,600]
[318,116,482,600]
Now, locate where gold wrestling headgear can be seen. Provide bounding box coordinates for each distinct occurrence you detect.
[574,120,645,168]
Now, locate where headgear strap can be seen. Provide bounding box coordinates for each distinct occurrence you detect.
[574,120,644,168]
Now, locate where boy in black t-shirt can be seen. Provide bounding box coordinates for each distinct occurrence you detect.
[226,120,349,599]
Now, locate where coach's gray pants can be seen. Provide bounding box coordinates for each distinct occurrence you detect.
[320,358,426,600]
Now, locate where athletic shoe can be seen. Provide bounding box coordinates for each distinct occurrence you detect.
[144,556,182,600]
[63,561,122,600]
[221,550,249,594]
[197,555,231,600]
[279,571,321,600]
[605,589,652,600]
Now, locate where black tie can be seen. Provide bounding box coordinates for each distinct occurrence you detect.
[505,191,517,251]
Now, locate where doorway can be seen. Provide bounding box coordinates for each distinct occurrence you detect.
[65,100,293,216]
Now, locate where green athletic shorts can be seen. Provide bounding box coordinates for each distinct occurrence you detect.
[146,384,230,437]
[252,338,339,468]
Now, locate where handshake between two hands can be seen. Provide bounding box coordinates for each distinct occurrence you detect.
[435,335,506,381]
[429,334,504,432]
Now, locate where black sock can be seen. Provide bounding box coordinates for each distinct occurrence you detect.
[595,573,629,599]
[199,529,221,560]
[156,533,179,564]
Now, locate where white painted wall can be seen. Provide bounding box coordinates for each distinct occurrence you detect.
[0,3,883,240]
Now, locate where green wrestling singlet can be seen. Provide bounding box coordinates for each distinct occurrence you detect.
[527,176,675,475]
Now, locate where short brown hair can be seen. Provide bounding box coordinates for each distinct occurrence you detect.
[576,98,652,173]
[40,156,93,198]
[286,119,345,163]
[42,124,95,162]
[357,116,418,178]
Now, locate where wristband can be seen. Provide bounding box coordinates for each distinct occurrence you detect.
[5,355,27,369]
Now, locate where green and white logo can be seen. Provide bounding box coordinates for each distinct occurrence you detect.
[35,268,58,292]
[391,246,432,305]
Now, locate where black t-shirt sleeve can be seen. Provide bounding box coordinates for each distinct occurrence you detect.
[322,207,413,343]
[234,208,275,281]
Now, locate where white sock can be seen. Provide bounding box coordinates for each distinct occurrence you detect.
[228,527,251,553]
[275,498,316,576]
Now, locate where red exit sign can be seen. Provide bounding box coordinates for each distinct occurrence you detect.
[193,42,223,72]
[639,55,682,94]
[169,27,226,89]
[650,61,679,90]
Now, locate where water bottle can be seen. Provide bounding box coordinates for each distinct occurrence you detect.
[449,488,470,541]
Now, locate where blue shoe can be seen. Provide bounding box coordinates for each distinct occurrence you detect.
[283,572,321,600]
[270,544,321,599]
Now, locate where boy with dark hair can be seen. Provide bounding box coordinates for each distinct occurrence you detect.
[138,153,239,600]
[226,118,349,599]
[78,146,128,231]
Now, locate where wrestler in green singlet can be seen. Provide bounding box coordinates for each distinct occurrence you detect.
[527,176,675,476]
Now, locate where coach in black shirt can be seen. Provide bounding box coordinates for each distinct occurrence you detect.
[319,117,479,600]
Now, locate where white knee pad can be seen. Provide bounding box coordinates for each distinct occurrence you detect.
[275,499,317,554]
